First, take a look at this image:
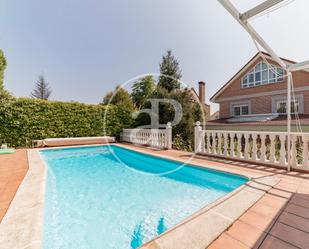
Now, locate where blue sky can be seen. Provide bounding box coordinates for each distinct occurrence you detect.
[1,0,308,113]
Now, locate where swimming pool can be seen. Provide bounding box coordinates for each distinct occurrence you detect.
[41,145,248,249]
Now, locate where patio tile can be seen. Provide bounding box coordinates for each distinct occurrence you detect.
[0,179,9,191]
[142,241,161,249]
[285,203,309,219]
[267,188,293,199]
[259,235,298,249]
[270,222,309,248]
[278,212,309,233]
[208,233,249,249]
[298,182,309,193]
[238,210,276,233]
[275,182,299,192]
[0,187,18,203]
[258,194,289,210]
[292,193,309,201]
[0,150,28,222]
[290,195,309,208]
[226,221,267,248]
[250,202,281,219]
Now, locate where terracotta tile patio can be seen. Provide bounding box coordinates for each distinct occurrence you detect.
[0,150,28,222]
[1,145,309,249]
[208,170,309,249]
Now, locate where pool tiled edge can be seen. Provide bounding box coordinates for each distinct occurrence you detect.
[0,150,46,249]
[140,176,279,249]
[0,145,279,249]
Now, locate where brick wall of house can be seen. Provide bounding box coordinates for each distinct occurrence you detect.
[251,96,272,114]
[219,91,309,118]
[304,91,309,114]
[219,102,230,118]
[215,56,309,119]
[204,105,211,121]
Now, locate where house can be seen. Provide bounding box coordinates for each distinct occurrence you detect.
[210,110,219,120]
[208,52,309,131]
[188,81,211,121]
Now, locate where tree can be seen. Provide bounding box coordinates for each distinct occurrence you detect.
[131,75,155,109]
[31,75,52,100]
[133,85,203,151]
[0,49,7,92]
[158,50,182,92]
[102,85,134,110]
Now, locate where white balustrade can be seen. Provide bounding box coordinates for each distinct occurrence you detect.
[121,123,172,149]
[194,121,309,171]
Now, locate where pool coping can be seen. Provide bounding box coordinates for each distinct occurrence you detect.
[0,143,279,249]
[0,149,47,249]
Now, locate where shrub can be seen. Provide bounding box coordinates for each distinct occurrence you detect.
[0,97,133,148]
[173,134,193,152]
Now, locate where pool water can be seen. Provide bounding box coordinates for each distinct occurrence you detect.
[41,145,247,249]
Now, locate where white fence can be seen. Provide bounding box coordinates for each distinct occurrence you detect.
[121,123,172,149]
[194,121,309,171]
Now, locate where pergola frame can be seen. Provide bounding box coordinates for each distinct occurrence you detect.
[218,0,309,171]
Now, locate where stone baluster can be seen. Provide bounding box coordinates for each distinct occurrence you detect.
[251,133,258,161]
[230,133,235,157]
[217,133,222,155]
[269,134,276,163]
[244,133,250,160]
[223,133,228,157]
[236,133,242,158]
[260,134,266,162]
[279,134,287,166]
[302,135,309,169]
[212,132,217,154]
[291,135,298,168]
[207,132,211,154]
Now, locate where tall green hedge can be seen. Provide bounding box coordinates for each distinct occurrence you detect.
[0,97,133,148]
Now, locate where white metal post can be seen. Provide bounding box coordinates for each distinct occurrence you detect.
[287,71,292,171]
[217,0,287,70]
[240,0,284,21]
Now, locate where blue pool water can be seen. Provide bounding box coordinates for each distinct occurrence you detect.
[41,145,247,249]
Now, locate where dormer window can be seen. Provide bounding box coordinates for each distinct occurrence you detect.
[241,62,284,88]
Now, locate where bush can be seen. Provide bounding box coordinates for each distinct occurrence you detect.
[0,97,133,148]
[173,134,193,152]
[133,87,203,152]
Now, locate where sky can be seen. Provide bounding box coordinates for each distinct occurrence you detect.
[0,0,308,113]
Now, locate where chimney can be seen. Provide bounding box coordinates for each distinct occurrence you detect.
[198,81,205,104]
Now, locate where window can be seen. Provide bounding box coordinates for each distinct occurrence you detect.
[276,100,299,114]
[272,95,303,115]
[241,62,284,88]
[233,104,249,116]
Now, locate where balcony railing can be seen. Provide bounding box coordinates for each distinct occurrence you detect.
[194,121,309,171]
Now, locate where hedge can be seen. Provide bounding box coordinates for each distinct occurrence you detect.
[0,97,133,148]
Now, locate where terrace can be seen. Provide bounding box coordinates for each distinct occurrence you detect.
[1,1,309,248]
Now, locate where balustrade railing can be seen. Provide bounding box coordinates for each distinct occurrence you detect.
[194,121,309,171]
[121,123,172,149]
